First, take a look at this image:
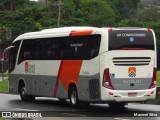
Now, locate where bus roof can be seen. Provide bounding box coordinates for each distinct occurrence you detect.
[13,26,97,42]
[13,27,153,43]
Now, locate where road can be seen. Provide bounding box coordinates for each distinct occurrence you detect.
[0,93,160,120]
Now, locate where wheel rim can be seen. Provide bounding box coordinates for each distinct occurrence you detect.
[71,90,77,105]
[21,88,26,98]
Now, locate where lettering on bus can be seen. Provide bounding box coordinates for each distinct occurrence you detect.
[25,62,35,73]
[70,43,83,47]
[117,33,146,37]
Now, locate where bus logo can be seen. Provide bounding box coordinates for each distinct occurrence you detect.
[128,67,136,77]
[25,62,29,73]
[130,37,134,42]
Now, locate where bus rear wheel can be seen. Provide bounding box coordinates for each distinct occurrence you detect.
[69,86,80,108]
[20,86,35,102]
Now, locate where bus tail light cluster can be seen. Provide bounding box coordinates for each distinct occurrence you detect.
[108,28,112,32]
[148,28,152,32]
[103,68,114,90]
[149,68,156,89]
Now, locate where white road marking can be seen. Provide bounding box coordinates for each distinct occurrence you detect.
[15,108,39,111]
[61,113,87,117]
[114,118,131,120]
[0,93,19,96]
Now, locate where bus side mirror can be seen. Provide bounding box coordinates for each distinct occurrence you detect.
[24,52,31,60]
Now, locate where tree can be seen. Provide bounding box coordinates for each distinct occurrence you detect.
[79,0,117,27]
[0,0,36,11]
[118,18,144,27]
[111,0,140,19]
[136,5,160,22]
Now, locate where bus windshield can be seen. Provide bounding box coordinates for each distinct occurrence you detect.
[109,30,154,51]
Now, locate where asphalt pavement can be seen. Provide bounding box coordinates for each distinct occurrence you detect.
[0,93,160,120]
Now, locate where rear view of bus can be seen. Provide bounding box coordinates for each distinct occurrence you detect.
[101,28,157,107]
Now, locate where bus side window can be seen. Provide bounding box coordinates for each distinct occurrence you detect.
[9,41,21,73]
[24,52,31,60]
[84,35,101,60]
[70,36,84,60]
[33,40,43,60]
[56,38,69,60]
[18,40,33,64]
[43,39,57,60]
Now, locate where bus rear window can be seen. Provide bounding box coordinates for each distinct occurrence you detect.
[109,30,154,51]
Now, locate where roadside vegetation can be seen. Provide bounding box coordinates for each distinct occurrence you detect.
[0,73,8,93]
[0,117,5,120]
[157,71,160,86]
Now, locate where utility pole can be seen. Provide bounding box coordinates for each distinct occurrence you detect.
[10,0,13,12]
[46,0,48,6]
[55,0,64,27]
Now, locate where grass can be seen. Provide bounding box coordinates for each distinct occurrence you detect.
[0,78,8,93]
[157,71,160,86]
[0,117,5,120]
[0,73,8,77]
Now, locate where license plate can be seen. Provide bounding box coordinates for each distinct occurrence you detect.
[128,92,137,97]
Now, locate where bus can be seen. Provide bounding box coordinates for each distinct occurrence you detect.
[6,27,157,108]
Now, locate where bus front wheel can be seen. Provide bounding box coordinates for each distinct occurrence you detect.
[69,86,80,108]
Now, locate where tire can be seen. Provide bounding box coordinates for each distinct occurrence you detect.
[58,98,66,102]
[81,102,90,108]
[69,86,80,108]
[20,86,35,102]
[108,102,126,108]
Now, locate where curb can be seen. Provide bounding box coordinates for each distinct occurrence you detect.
[0,91,9,94]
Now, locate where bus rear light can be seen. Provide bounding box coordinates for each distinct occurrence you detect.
[103,68,114,90]
[149,68,156,89]
[148,28,152,32]
[150,91,154,94]
[108,28,112,32]
[109,92,113,96]
[118,48,147,50]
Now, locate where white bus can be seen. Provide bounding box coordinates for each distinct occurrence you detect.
[7,27,157,108]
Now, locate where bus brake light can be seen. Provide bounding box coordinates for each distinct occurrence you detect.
[148,28,152,32]
[103,68,114,90]
[108,28,112,32]
[149,68,156,89]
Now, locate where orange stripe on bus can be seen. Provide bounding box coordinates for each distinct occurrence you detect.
[59,60,82,91]
[69,29,93,36]
[53,29,93,97]
[54,60,82,97]
[53,61,64,97]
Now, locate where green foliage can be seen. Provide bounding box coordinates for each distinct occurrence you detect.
[0,78,8,93]
[0,0,159,50]
[0,117,5,120]
[157,71,160,86]
[110,0,140,19]
[80,0,116,27]
[146,21,160,43]
[136,5,160,21]
[118,18,144,27]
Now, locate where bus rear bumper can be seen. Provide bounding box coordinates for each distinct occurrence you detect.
[102,87,156,102]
